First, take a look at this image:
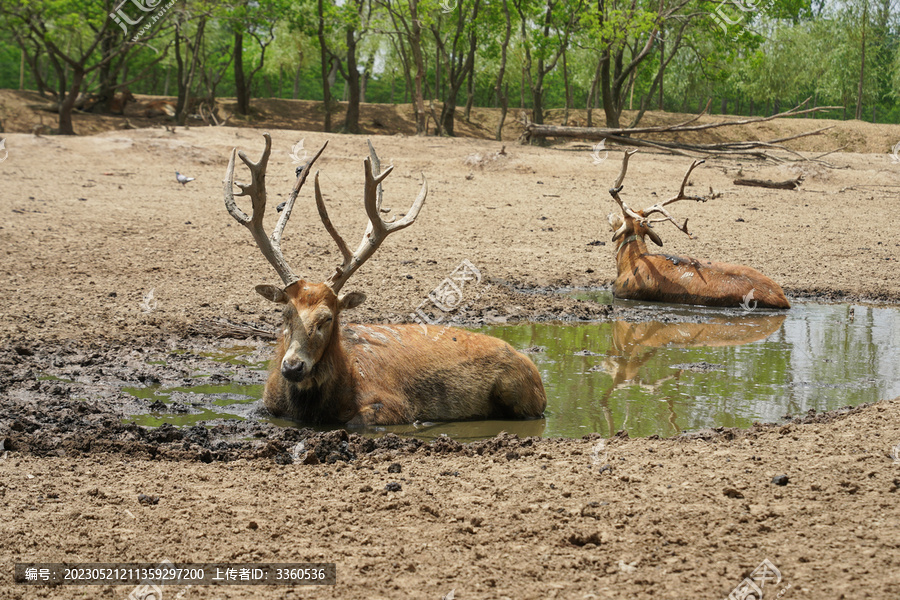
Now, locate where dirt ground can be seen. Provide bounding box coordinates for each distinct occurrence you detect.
[2,92,900,599]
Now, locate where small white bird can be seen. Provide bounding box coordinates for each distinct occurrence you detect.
[175,171,195,186]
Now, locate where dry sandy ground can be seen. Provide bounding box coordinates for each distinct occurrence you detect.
[2,110,900,599]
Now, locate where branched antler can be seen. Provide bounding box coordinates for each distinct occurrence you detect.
[608,150,646,240]
[224,133,328,286]
[609,151,718,241]
[315,140,428,294]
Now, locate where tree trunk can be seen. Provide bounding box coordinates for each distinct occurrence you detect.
[234,32,249,115]
[562,46,570,123]
[409,0,427,135]
[497,82,509,140]
[361,53,375,103]
[520,63,526,109]
[317,0,333,132]
[493,0,512,140]
[293,56,301,99]
[721,98,727,115]
[586,56,602,127]
[343,25,361,134]
[855,0,867,120]
[58,68,84,135]
[657,39,664,110]
[600,56,620,128]
[464,67,474,122]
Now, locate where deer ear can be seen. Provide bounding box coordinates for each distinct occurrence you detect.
[647,228,663,247]
[255,285,288,304]
[339,291,367,311]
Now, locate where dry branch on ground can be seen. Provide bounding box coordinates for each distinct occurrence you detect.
[521,98,843,164]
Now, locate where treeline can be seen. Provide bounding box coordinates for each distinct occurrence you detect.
[0,0,897,136]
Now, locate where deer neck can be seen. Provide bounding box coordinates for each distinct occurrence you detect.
[615,233,650,274]
[286,318,357,423]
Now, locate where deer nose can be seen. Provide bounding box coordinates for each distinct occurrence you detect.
[281,358,308,382]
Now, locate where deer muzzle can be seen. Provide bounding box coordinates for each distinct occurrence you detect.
[281,342,312,383]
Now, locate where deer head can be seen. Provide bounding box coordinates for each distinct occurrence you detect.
[607,150,718,248]
[224,134,427,384]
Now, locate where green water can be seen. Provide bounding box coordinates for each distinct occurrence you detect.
[122,300,900,440]
[474,299,900,439]
[123,382,265,427]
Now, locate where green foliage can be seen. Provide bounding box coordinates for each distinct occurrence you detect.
[0,0,899,122]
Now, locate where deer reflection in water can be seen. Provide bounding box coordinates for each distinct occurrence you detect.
[590,313,787,438]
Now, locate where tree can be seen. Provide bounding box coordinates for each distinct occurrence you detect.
[513,0,583,128]
[380,0,428,134]
[226,0,282,116]
[0,0,172,134]
[430,0,482,135]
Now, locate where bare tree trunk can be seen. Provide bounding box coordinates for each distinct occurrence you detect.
[293,55,301,99]
[657,38,664,110]
[409,0,427,135]
[856,0,867,120]
[318,0,333,132]
[343,24,361,134]
[58,68,83,135]
[361,53,375,103]
[586,56,602,127]
[464,67,474,121]
[562,46,571,123]
[493,0,512,140]
[234,32,249,115]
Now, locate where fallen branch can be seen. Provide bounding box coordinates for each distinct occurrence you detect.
[520,98,842,163]
[734,176,803,190]
[192,319,276,340]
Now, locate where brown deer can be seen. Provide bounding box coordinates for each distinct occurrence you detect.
[143,99,176,118]
[224,134,547,426]
[605,150,790,309]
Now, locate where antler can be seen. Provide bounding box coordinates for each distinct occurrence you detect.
[639,159,709,239]
[608,151,717,241]
[315,140,428,294]
[224,133,328,286]
[608,150,646,240]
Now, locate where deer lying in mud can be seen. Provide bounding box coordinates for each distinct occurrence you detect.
[225,134,546,426]
[605,150,790,309]
[144,100,176,118]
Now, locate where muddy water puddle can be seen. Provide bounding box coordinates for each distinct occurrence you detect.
[121,300,900,440]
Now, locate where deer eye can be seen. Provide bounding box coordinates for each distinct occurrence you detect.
[318,318,332,331]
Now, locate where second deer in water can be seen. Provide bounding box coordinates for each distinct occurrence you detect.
[605,150,790,309]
